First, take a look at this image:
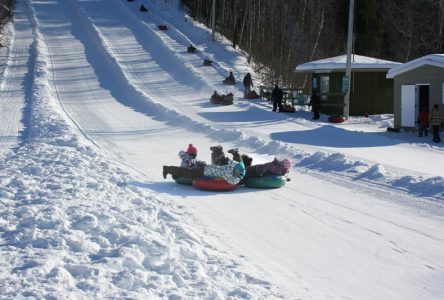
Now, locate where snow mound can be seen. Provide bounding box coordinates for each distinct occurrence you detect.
[0,139,282,298]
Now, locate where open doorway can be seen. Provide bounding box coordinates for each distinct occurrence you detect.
[417,84,430,114]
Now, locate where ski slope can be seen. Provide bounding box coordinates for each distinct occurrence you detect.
[0,0,443,298]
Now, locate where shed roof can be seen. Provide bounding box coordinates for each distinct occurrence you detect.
[295,54,401,72]
[386,54,444,78]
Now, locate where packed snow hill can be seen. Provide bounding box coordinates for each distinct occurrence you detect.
[0,0,443,299]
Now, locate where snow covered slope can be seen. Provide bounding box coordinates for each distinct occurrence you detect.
[0,0,443,299]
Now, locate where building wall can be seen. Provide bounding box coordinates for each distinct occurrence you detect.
[312,71,393,116]
[350,72,393,115]
[393,65,444,128]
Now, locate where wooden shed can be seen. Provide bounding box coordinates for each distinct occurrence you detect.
[386,54,444,129]
[295,54,401,116]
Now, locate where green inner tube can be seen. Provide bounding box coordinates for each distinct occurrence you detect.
[246,175,287,189]
[174,176,193,185]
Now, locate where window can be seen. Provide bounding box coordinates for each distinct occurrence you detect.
[320,76,330,94]
[312,78,317,89]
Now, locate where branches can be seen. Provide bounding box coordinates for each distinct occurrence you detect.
[181,0,442,87]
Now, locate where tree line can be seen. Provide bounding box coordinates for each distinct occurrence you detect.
[0,0,15,47]
[0,0,14,26]
[181,0,444,89]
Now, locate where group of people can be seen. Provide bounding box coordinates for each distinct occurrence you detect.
[222,72,258,98]
[210,91,234,105]
[162,144,292,185]
[228,71,285,111]
[417,104,442,143]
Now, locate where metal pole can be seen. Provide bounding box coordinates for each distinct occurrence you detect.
[343,0,355,119]
[211,0,216,41]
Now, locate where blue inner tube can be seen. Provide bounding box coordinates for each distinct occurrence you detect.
[246,175,287,189]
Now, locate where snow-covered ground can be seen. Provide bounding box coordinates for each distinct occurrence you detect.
[0,0,443,299]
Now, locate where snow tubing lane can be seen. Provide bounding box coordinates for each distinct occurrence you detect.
[192,177,238,191]
[246,176,287,189]
[328,115,345,123]
[174,176,193,185]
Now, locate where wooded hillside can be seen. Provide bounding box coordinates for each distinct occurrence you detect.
[0,0,14,25]
[181,0,444,88]
[0,0,14,46]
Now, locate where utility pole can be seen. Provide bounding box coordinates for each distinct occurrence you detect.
[211,0,216,41]
[343,0,355,119]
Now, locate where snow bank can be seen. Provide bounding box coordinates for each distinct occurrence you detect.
[0,139,281,298]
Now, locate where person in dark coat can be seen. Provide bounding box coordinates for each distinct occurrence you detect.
[428,104,442,143]
[187,44,197,53]
[271,85,283,112]
[223,71,235,85]
[243,73,253,97]
[309,90,321,120]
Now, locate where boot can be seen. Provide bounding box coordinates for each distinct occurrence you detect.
[228,148,241,162]
[163,166,169,179]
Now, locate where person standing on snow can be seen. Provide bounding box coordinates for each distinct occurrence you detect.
[309,90,321,120]
[271,85,283,112]
[428,104,442,143]
[416,107,429,137]
[243,73,253,97]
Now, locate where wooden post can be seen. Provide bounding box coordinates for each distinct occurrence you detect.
[211,0,216,41]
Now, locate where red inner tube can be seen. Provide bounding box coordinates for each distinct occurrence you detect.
[328,115,345,123]
[192,177,238,191]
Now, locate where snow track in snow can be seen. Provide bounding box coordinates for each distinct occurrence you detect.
[0,10,32,155]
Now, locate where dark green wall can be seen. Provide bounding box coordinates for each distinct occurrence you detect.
[312,71,393,116]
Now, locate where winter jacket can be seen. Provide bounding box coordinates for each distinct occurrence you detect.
[243,75,253,87]
[309,94,321,109]
[417,111,429,126]
[178,151,206,168]
[428,108,442,126]
[255,158,287,177]
[203,160,242,185]
[271,87,283,102]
